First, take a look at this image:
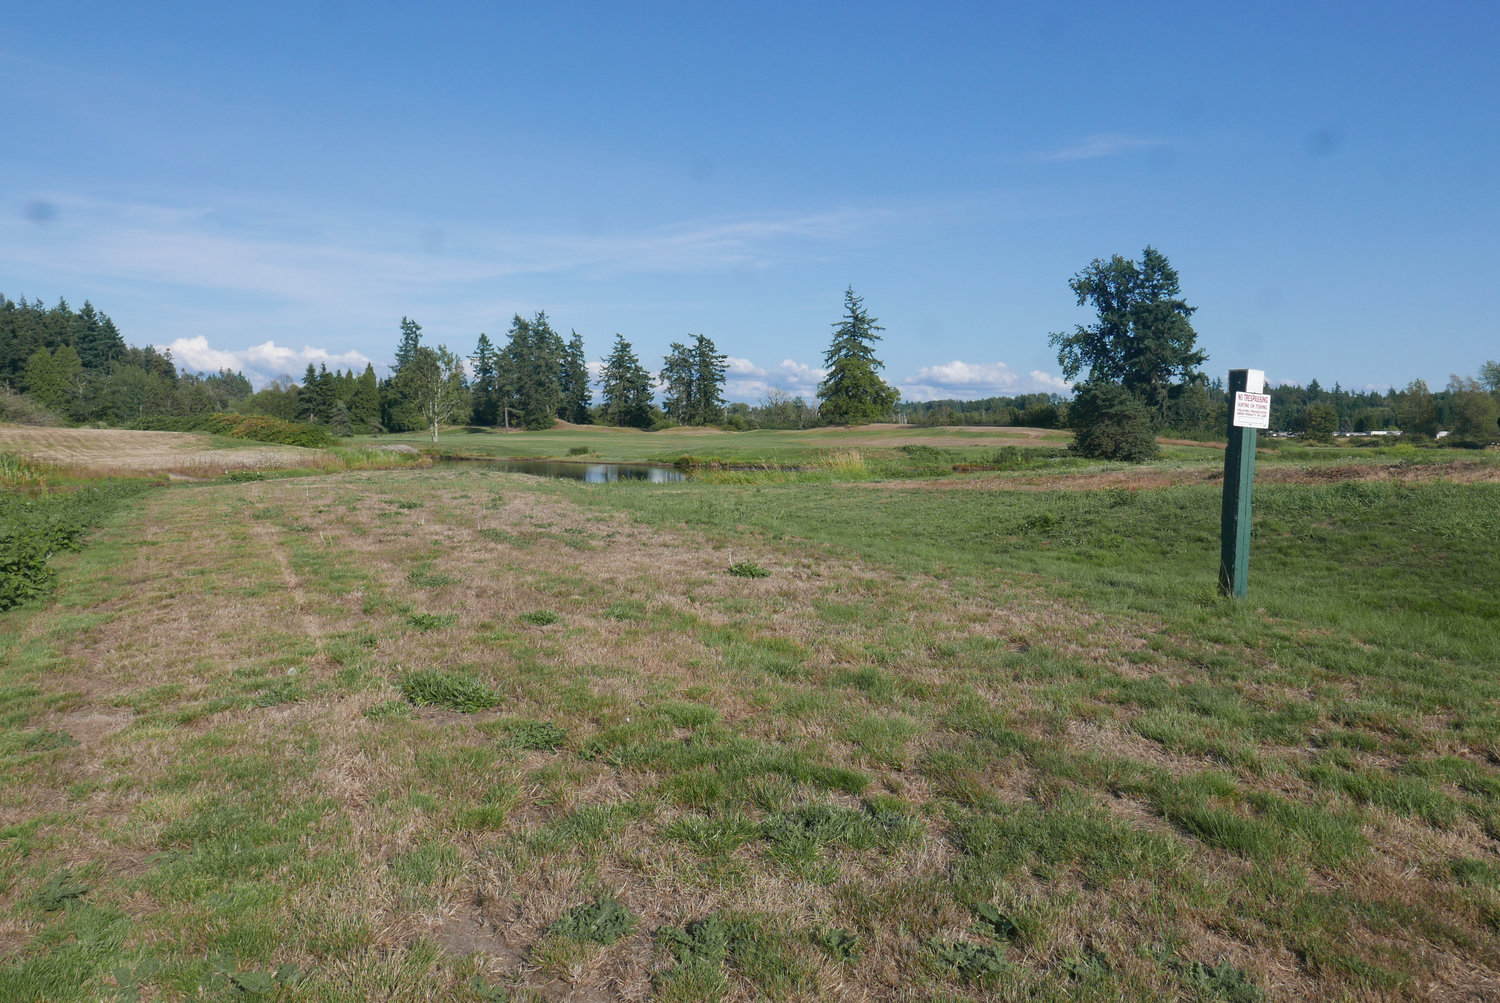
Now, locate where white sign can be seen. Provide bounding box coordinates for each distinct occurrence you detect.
[1232,391,1271,429]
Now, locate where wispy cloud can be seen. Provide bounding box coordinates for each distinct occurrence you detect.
[5,193,896,310]
[1025,133,1168,163]
[898,360,1069,400]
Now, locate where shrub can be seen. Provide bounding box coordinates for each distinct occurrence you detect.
[129,413,337,448]
[0,387,62,426]
[1067,382,1158,462]
[1,480,147,611]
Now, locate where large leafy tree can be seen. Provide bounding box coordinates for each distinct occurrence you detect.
[599,335,653,428]
[817,287,898,425]
[406,344,470,443]
[1049,247,1205,425]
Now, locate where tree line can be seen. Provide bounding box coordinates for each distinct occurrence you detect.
[356,287,898,440]
[4,283,1493,447]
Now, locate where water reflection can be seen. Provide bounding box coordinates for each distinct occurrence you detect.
[489,459,686,483]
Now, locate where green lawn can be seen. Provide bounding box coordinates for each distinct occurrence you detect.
[1,436,1497,1001]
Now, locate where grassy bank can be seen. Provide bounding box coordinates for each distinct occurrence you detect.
[0,456,1497,1000]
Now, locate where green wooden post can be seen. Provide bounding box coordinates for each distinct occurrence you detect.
[1219,369,1264,599]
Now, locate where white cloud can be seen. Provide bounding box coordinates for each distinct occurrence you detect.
[898,360,1070,401]
[1027,133,1167,163]
[159,335,373,386]
[723,357,826,402]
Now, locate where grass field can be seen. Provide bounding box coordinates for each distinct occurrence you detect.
[2,424,1499,1001]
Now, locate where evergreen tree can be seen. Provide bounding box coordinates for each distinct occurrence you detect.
[1068,381,1158,461]
[393,317,423,372]
[559,331,592,424]
[499,313,563,430]
[23,348,65,412]
[818,287,898,425]
[692,333,727,425]
[600,335,653,428]
[349,364,381,432]
[382,317,425,432]
[469,333,500,426]
[70,301,124,371]
[660,341,696,424]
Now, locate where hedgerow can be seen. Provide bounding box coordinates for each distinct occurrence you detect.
[128,413,337,448]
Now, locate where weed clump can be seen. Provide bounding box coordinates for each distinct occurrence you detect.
[547,896,637,944]
[398,669,499,713]
[506,719,568,750]
[407,612,457,631]
[519,609,561,626]
[727,560,769,579]
[406,569,457,588]
[811,926,859,961]
[927,938,1009,983]
[1180,960,1263,1002]
[34,870,89,911]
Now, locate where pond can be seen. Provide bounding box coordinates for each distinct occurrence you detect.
[481,458,687,483]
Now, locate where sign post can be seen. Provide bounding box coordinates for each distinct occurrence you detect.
[1220,369,1268,599]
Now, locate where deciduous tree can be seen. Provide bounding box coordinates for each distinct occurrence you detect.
[1049,247,1205,425]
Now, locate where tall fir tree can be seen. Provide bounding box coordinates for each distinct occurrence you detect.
[600,335,653,428]
[469,332,500,426]
[817,287,898,425]
[349,364,381,432]
[691,333,727,425]
[499,313,563,430]
[559,331,592,424]
[660,341,696,424]
[382,317,425,432]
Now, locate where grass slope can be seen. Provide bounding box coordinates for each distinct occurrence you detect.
[0,447,1497,1001]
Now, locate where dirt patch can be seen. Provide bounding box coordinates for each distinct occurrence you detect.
[58,708,133,747]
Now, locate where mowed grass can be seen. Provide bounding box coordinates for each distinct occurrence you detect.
[0,446,1497,1000]
[350,421,1073,468]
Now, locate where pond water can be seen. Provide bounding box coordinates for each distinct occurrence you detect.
[482,458,687,483]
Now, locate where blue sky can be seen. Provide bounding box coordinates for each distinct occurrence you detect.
[2,1,1495,401]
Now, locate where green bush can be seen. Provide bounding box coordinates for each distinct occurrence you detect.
[0,480,148,611]
[1067,382,1158,462]
[129,413,337,448]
